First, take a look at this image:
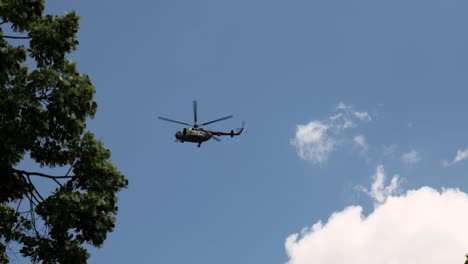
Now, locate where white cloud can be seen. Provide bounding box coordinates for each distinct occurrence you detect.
[382,144,398,157]
[285,186,468,264]
[442,160,451,167]
[454,149,468,163]
[336,102,351,110]
[443,148,468,167]
[342,119,354,129]
[329,113,343,121]
[401,150,421,164]
[292,103,371,164]
[354,111,371,122]
[291,121,335,164]
[353,135,368,153]
[330,104,370,131]
[360,165,402,204]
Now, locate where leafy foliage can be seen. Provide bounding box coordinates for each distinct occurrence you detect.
[0,1,128,262]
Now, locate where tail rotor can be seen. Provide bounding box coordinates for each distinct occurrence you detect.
[237,121,246,134]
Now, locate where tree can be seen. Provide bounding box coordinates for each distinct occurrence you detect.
[0,1,128,263]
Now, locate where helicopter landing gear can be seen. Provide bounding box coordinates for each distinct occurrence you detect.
[197,143,202,148]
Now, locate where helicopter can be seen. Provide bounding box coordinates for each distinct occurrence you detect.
[158,101,244,147]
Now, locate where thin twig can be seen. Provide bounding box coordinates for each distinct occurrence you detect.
[16,197,23,212]
[13,168,76,179]
[52,162,75,188]
[65,162,75,177]
[5,241,21,263]
[26,175,45,203]
[52,178,64,187]
[2,35,30,39]
[28,195,39,236]
[28,189,41,205]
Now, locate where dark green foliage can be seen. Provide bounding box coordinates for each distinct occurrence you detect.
[0,1,128,262]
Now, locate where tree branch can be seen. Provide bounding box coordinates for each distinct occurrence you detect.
[16,197,24,212]
[65,163,74,177]
[13,169,76,179]
[1,35,30,39]
[23,193,36,220]
[25,175,45,203]
[28,194,40,236]
[52,178,64,187]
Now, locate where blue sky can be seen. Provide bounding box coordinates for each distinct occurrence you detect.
[38,1,468,263]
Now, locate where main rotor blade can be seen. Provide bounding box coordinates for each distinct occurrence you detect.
[158,116,191,126]
[193,100,198,124]
[199,115,233,126]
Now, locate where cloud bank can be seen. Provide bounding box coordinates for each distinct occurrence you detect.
[285,168,468,264]
[291,103,371,164]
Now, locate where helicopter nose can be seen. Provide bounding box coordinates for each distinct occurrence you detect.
[175,132,181,139]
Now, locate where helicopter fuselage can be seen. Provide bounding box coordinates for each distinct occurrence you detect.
[175,127,212,143]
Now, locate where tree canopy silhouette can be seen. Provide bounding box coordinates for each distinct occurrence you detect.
[0,1,128,262]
